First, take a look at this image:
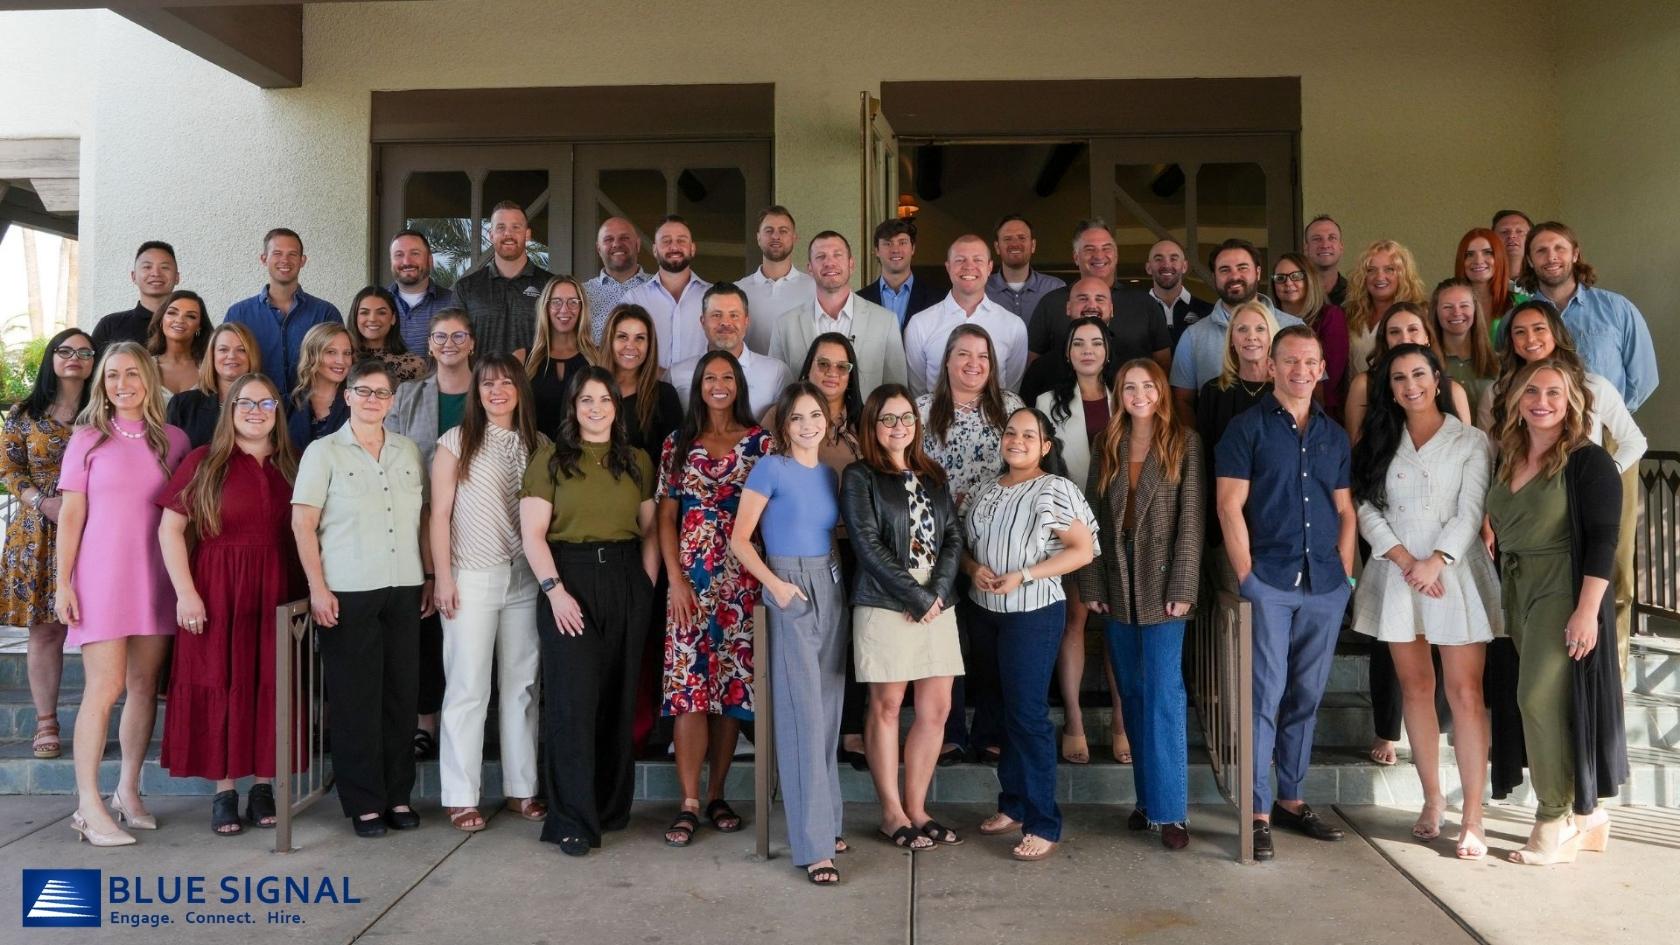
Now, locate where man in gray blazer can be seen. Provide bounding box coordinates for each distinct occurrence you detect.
[770,230,908,396]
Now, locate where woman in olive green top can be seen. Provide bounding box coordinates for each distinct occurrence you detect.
[519,365,659,857]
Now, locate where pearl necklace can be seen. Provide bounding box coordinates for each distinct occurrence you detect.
[113,419,147,440]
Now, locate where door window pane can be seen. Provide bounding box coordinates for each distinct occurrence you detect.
[403,171,472,289]
[1194,163,1269,274]
[1110,163,1189,290]
[675,167,747,282]
[597,168,667,274]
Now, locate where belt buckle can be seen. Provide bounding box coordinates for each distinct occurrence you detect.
[596,546,607,565]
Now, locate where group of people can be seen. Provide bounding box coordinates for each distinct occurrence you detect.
[0,201,1654,881]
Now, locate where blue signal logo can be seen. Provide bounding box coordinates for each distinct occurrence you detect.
[21,869,102,928]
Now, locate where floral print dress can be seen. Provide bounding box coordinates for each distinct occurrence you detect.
[0,411,72,626]
[657,426,772,719]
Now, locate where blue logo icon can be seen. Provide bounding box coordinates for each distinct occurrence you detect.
[21,869,101,927]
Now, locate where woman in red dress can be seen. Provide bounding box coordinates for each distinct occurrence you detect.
[157,372,303,835]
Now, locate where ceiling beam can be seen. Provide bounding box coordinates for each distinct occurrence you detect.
[114,4,302,88]
[0,138,77,179]
[30,177,78,213]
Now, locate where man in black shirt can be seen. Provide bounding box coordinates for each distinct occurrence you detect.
[89,241,179,349]
[1020,275,1170,404]
[451,200,553,359]
[1118,237,1214,345]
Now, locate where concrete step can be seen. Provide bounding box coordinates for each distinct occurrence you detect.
[1628,636,1680,696]
[0,686,165,742]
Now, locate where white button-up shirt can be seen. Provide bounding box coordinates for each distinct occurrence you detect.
[903,293,1030,396]
[812,292,855,340]
[739,266,816,354]
[624,272,713,372]
[670,346,790,421]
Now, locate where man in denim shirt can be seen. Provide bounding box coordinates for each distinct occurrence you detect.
[1215,325,1358,861]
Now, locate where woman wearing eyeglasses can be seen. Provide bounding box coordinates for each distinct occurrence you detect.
[287,322,353,451]
[1272,252,1349,420]
[157,373,302,835]
[292,361,427,838]
[1,328,94,765]
[167,323,262,448]
[347,286,428,384]
[527,276,594,437]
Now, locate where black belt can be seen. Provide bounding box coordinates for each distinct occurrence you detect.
[554,539,639,565]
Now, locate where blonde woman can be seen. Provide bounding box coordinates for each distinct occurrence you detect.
[55,342,191,844]
[287,322,353,450]
[167,322,261,447]
[527,275,594,436]
[1342,240,1427,380]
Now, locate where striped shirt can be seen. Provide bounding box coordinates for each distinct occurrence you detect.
[438,424,544,571]
[963,473,1099,613]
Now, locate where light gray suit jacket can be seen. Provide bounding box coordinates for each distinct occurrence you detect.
[769,294,908,396]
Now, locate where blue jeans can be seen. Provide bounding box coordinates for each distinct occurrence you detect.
[1104,619,1189,825]
[975,601,1065,840]
[944,595,1002,753]
[1242,573,1351,813]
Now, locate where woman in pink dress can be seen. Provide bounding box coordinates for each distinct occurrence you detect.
[55,342,191,846]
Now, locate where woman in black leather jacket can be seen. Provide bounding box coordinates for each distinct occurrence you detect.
[840,384,965,850]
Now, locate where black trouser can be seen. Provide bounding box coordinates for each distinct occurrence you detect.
[417,612,445,716]
[540,540,652,847]
[946,590,1002,753]
[320,585,421,818]
[837,539,867,739]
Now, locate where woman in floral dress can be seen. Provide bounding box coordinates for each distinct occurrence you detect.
[656,350,771,846]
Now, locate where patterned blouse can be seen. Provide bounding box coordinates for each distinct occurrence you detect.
[904,471,938,570]
[964,473,1100,613]
[437,424,546,571]
[916,390,1025,507]
[357,347,429,384]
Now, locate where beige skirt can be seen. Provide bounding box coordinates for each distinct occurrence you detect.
[853,570,965,683]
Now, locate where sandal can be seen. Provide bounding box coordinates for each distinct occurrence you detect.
[665,808,700,847]
[917,819,963,846]
[834,837,850,854]
[805,864,840,885]
[979,812,1021,836]
[704,798,743,833]
[211,789,244,836]
[1113,740,1133,765]
[1011,833,1057,861]
[1455,822,1487,861]
[448,807,486,832]
[505,796,547,822]
[1369,738,1398,766]
[1060,732,1090,765]
[1412,798,1445,841]
[32,714,61,759]
[412,728,437,760]
[246,783,278,828]
[877,825,934,850]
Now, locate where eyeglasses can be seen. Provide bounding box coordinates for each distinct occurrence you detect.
[1271,272,1307,284]
[547,297,584,311]
[875,412,918,429]
[233,398,281,413]
[429,330,471,346]
[53,346,97,361]
[813,358,854,375]
[347,385,395,400]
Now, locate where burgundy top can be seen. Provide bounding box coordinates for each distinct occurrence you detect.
[1081,395,1111,445]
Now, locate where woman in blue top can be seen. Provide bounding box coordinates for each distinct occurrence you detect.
[732,381,846,885]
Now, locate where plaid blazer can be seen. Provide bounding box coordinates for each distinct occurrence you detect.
[1078,428,1205,625]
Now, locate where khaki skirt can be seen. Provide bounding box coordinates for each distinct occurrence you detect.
[853,570,965,683]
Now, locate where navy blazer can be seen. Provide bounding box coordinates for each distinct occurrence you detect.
[859,275,942,333]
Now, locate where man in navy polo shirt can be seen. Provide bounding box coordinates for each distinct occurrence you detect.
[225,227,342,393]
[1215,324,1357,861]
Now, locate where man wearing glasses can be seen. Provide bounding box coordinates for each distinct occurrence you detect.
[769,231,906,394]
[669,283,787,420]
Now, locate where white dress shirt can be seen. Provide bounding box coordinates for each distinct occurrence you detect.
[903,293,1030,396]
[738,266,816,354]
[624,272,712,371]
[670,346,790,420]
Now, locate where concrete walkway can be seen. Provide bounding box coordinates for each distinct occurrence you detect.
[1,794,1668,944]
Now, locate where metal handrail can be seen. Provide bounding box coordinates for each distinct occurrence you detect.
[273,599,333,853]
[1186,585,1254,864]
[1635,451,1680,631]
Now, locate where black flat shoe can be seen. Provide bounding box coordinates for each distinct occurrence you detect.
[842,749,869,772]
[1252,820,1274,860]
[936,746,964,767]
[353,815,387,838]
[385,807,421,831]
[557,836,589,857]
[1161,822,1190,850]
[1270,803,1343,841]
[1126,808,1149,831]
[246,783,277,828]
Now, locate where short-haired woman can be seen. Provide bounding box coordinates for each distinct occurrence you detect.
[520,366,659,856]
[1,328,93,763]
[1082,359,1203,851]
[966,407,1098,862]
[157,372,302,835]
[732,382,848,884]
[291,360,427,838]
[167,322,261,447]
[55,342,191,844]
[347,286,428,384]
[147,289,210,396]
[287,322,353,451]
[527,275,594,436]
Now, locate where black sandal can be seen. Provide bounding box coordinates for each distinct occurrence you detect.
[246,783,277,828]
[211,790,244,836]
[704,799,742,833]
[937,746,964,767]
[877,825,934,850]
[665,809,699,847]
[834,836,850,854]
[805,864,840,885]
[412,728,437,759]
[918,819,963,845]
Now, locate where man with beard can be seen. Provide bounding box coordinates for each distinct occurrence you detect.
[386,230,457,355]
[1170,239,1301,415]
[1116,237,1214,346]
[91,241,182,348]
[225,227,343,392]
[452,201,553,359]
[625,214,712,371]
[985,215,1064,326]
[1304,215,1348,308]
[670,283,788,419]
[738,205,815,354]
[1521,221,1657,411]
[583,216,651,344]
[1019,276,1170,404]
[769,230,906,393]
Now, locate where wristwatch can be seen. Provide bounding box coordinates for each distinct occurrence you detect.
[1020,566,1037,586]
[1438,550,1457,566]
[539,577,561,594]
[30,490,46,511]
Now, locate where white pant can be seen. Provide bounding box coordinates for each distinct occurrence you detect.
[438,559,540,806]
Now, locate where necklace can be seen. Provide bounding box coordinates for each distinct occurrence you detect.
[1237,377,1268,397]
[113,419,146,440]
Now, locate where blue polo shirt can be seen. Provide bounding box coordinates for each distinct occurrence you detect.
[1214,391,1351,594]
[225,285,343,394]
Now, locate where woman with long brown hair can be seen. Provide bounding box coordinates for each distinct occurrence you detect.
[1343,302,1472,441]
[1342,240,1428,380]
[527,275,595,436]
[157,373,302,835]
[1429,278,1499,411]
[167,322,261,447]
[1082,358,1204,850]
[148,289,211,395]
[347,286,428,384]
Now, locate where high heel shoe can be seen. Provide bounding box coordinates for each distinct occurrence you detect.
[1455,822,1487,861]
[109,793,158,830]
[1576,810,1611,853]
[71,812,136,847]
[1506,815,1582,866]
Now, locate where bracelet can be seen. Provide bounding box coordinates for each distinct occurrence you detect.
[30,490,46,511]
[1347,575,1358,589]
